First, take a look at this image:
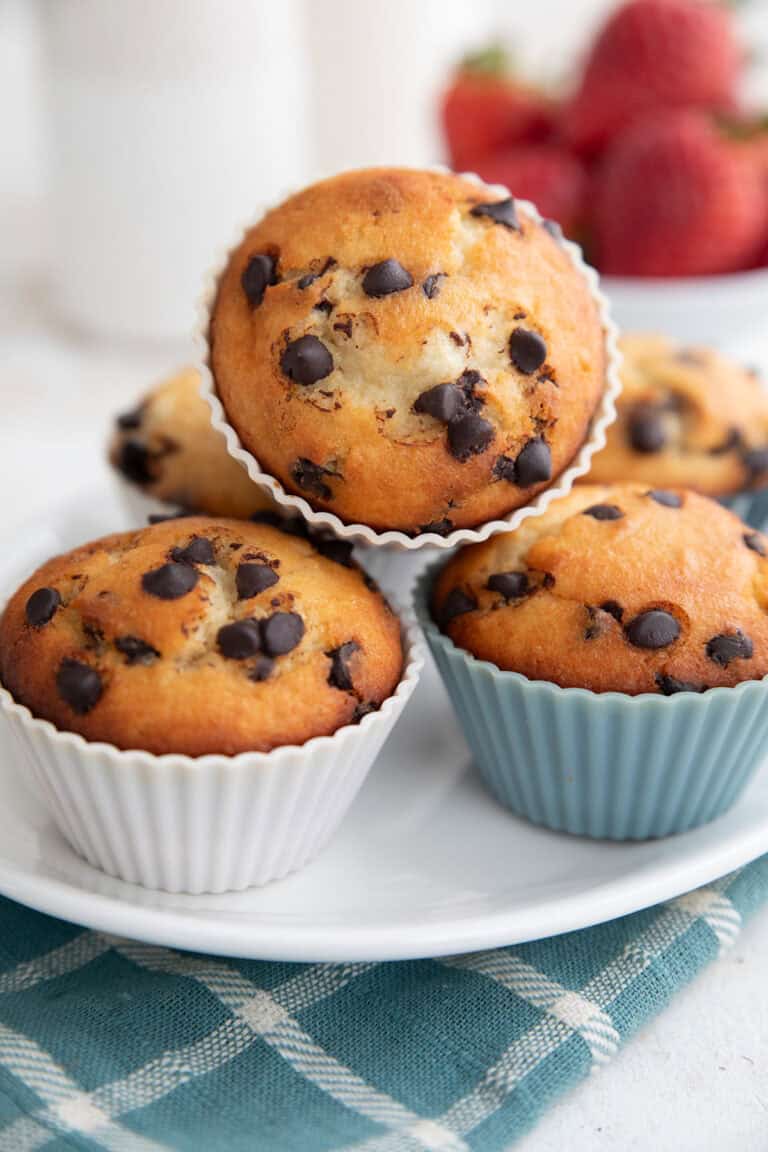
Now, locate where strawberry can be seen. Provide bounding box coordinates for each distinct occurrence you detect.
[441,44,556,171]
[472,145,588,237]
[564,0,741,157]
[593,111,767,277]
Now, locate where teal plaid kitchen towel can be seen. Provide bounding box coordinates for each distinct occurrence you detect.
[0,855,767,1152]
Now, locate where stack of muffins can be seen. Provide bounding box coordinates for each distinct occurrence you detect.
[2,165,767,897]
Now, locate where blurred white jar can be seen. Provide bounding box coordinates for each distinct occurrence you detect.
[44,0,309,343]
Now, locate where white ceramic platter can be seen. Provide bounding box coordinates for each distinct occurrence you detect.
[1,490,767,962]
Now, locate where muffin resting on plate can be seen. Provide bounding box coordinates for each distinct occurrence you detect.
[109,366,275,519]
[587,334,768,496]
[0,518,403,755]
[433,483,768,694]
[210,167,607,534]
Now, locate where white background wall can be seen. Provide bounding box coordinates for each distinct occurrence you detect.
[2,0,768,339]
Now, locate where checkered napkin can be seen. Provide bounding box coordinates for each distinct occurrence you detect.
[0,856,766,1152]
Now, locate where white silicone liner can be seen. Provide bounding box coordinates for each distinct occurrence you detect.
[195,166,623,551]
[0,615,423,895]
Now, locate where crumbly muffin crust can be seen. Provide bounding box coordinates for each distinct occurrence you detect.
[0,518,403,755]
[109,367,275,518]
[587,334,768,495]
[433,484,768,694]
[210,167,607,533]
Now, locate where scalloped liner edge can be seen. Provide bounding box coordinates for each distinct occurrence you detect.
[194,165,623,552]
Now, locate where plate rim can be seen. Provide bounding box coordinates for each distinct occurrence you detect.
[0,805,766,961]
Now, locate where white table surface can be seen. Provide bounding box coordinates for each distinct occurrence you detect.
[0,287,766,1152]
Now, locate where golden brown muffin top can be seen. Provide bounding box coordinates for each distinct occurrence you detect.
[0,518,403,755]
[210,167,607,534]
[433,484,768,694]
[109,366,275,519]
[587,333,768,496]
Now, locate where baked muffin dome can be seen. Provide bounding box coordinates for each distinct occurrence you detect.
[433,484,768,694]
[0,518,403,755]
[210,167,607,534]
[109,367,275,518]
[587,334,768,496]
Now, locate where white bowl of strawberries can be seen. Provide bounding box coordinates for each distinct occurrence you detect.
[440,0,768,350]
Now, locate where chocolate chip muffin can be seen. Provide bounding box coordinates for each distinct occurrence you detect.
[587,334,768,496]
[0,518,403,755]
[433,484,768,694]
[109,367,275,518]
[209,167,608,534]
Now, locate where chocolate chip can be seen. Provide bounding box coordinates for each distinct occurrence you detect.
[327,641,360,691]
[241,253,277,308]
[314,298,334,315]
[117,439,153,485]
[280,335,334,386]
[251,510,310,539]
[655,673,704,696]
[709,428,742,456]
[744,532,767,557]
[493,455,517,483]
[487,572,528,600]
[362,259,413,297]
[56,658,102,714]
[743,447,768,479]
[706,630,753,667]
[141,562,199,600]
[25,587,60,628]
[441,588,477,624]
[298,256,336,285]
[352,701,378,723]
[248,656,274,682]
[422,273,445,299]
[470,197,519,230]
[171,538,215,566]
[292,458,334,500]
[261,611,305,656]
[315,538,355,567]
[456,368,484,391]
[236,562,279,599]
[600,599,624,622]
[414,383,464,423]
[511,437,551,487]
[510,328,547,376]
[542,218,563,242]
[116,405,144,430]
[447,413,495,461]
[583,504,624,521]
[584,606,605,641]
[647,490,682,508]
[217,620,262,660]
[628,405,667,453]
[420,518,454,537]
[115,635,160,665]
[626,610,680,649]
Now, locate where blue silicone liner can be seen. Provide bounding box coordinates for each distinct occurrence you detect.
[719,488,768,532]
[414,564,768,840]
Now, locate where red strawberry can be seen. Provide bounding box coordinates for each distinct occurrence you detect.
[564,0,741,157]
[593,111,767,277]
[472,145,588,237]
[441,45,556,171]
